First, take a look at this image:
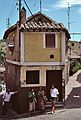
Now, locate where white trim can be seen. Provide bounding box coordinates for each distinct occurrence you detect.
[21,84,46,87]
[61,32,65,64]
[43,32,58,49]
[6,60,65,66]
[55,33,58,48]
[20,69,46,87]
[20,32,24,64]
[6,60,21,65]
[20,62,65,66]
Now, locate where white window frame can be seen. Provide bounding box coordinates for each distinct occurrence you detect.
[43,32,58,48]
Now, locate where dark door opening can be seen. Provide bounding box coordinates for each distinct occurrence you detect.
[46,70,62,101]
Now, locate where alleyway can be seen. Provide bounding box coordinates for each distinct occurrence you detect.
[1,70,81,120]
[65,69,81,108]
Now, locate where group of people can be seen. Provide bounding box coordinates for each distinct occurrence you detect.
[0,84,59,117]
[28,87,47,114]
[28,84,59,115]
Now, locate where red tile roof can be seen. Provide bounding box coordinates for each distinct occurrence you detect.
[3,12,70,39]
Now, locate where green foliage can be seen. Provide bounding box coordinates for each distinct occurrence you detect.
[75,62,81,69]
[0,39,5,42]
[0,49,6,66]
[0,40,6,66]
[70,59,81,75]
[70,60,75,69]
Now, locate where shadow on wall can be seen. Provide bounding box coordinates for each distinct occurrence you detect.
[65,87,81,109]
[76,73,81,83]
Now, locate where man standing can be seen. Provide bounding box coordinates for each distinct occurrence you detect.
[1,89,18,117]
[50,84,59,114]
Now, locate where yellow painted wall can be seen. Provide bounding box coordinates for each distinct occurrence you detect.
[24,32,62,62]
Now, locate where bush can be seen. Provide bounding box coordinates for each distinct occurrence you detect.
[70,60,81,75]
[75,62,81,70]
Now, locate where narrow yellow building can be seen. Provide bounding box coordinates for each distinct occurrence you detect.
[4,7,70,113]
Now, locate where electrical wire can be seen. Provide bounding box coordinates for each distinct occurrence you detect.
[23,0,33,16]
[7,0,18,25]
[10,7,17,23]
[7,0,16,18]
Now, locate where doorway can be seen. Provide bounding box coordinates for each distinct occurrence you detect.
[46,70,62,101]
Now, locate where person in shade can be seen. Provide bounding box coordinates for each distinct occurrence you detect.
[1,89,18,117]
[28,88,37,115]
[38,87,47,113]
[50,84,59,114]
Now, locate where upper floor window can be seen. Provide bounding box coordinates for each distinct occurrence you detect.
[44,33,58,48]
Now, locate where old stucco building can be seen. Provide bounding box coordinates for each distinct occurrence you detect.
[3,7,70,113]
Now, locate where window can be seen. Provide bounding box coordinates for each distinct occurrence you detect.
[45,33,55,48]
[26,70,39,84]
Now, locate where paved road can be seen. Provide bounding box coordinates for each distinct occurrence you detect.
[65,69,81,100]
[15,108,81,120]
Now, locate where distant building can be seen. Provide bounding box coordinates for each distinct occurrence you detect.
[3,7,70,113]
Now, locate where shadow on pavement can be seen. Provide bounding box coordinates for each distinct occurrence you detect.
[77,73,81,83]
[65,87,81,109]
[0,109,21,120]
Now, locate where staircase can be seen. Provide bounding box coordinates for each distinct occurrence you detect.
[45,101,64,111]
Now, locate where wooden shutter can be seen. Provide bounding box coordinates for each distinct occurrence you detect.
[45,34,55,48]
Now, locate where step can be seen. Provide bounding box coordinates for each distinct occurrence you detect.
[45,101,64,109]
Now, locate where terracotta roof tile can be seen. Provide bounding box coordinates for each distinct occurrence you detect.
[3,12,70,39]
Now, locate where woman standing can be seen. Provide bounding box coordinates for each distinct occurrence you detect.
[50,84,59,114]
[38,87,46,113]
[28,88,37,114]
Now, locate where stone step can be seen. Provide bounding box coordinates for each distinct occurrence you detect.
[45,101,64,109]
[19,102,64,118]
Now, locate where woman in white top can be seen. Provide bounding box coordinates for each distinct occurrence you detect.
[50,84,59,114]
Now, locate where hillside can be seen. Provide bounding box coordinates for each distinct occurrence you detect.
[68,41,80,58]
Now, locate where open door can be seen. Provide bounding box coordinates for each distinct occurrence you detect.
[46,70,62,101]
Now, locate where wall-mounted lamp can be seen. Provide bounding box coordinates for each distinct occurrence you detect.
[8,43,14,51]
[65,59,68,63]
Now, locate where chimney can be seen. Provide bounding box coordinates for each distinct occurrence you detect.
[21,6,26,24]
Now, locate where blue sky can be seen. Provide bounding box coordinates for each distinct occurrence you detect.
[0,0,81,41]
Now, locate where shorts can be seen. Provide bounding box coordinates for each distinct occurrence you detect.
[51,97,57,107]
